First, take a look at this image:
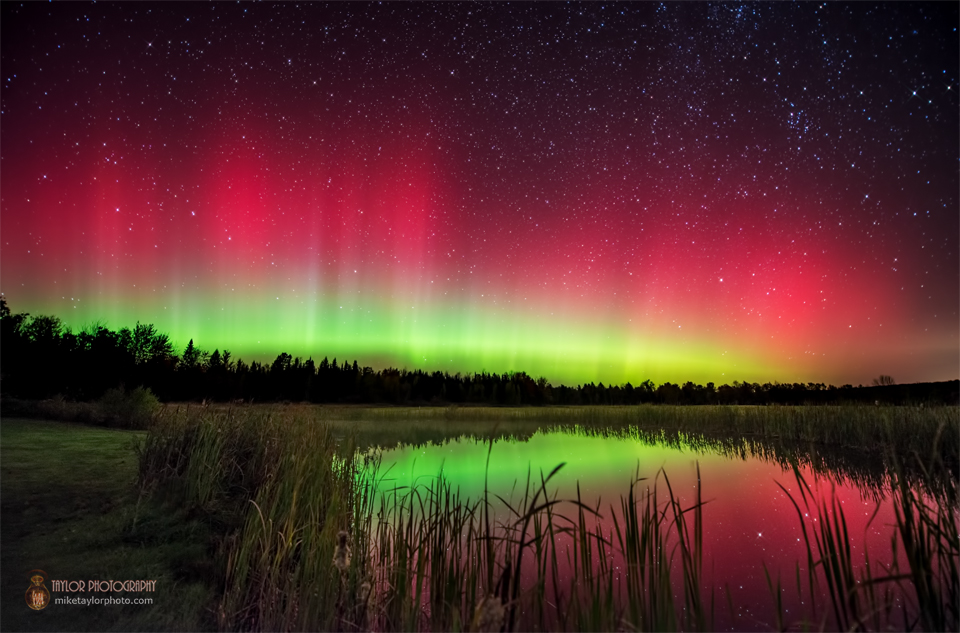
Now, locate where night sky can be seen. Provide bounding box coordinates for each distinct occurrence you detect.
[2,2,957,386]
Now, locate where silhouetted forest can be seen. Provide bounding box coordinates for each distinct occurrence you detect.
[1,298,957,406]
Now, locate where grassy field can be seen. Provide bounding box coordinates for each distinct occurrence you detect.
[3,404,957,631]
[0,418,215,631]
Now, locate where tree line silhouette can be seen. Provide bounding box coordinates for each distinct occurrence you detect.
[1,298,956,406]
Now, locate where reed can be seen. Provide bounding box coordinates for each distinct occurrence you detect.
[136,405,958,631]
[309,404,959,485]
[323,404,956,456]
[774,446,958,632]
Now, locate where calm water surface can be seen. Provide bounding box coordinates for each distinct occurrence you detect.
[372,427,903,631]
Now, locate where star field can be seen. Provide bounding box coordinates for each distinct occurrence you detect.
[2,2,957,385]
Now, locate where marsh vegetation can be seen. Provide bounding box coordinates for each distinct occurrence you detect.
[130,404,957,631]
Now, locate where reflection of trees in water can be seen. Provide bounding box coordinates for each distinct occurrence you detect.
[353,420,957,502]
[617,425,957,502]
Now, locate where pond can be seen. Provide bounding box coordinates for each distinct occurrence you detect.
[366,424,948,631]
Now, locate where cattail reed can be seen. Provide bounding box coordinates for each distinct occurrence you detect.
[333,530,351,574]
[470,594,505,633]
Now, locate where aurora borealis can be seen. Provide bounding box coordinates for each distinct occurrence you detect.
[2,2,957,386]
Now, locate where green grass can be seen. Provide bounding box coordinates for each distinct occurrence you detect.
[0,418,215,632]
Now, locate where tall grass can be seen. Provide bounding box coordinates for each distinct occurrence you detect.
[312,405,955,500]
[138,406,361,630]
[775,446,958,632]
[325,403,956,457]
[137,406,958,631]
[304,403,959,488]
